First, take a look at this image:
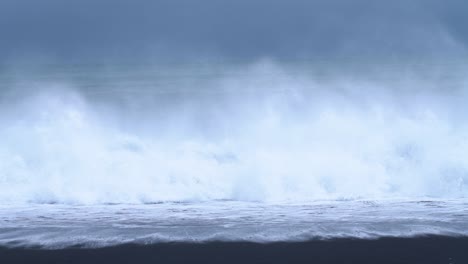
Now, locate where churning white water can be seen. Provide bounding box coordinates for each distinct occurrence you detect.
[0,62,468,205]
[1,62,468,247]
[1,199,468,248]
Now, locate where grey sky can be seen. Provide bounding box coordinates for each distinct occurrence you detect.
[1,0,467,63]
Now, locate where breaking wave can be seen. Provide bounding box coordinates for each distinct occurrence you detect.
[1,62,467,204]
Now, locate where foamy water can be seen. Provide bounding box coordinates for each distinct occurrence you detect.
[1,199,467,248]
[0,63,467,247]
[1,63,467,204]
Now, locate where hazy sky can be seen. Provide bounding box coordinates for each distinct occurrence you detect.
[1,0,467,63]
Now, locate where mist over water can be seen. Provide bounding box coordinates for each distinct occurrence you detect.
[3,1,468,250]
[1,61,467,205]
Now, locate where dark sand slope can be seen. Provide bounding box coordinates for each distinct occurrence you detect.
[1,236,467,264]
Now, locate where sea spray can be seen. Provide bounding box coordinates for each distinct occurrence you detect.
[0,62,467,204]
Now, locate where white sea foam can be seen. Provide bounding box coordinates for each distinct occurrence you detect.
[0,199,467,248]
[0,62,467,204]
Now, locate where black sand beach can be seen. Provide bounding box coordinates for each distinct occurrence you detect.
[1,236,467,264]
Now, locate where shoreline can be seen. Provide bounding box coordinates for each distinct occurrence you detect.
[1,236,467,264]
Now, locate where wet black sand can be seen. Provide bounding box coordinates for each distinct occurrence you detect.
[1,236,467,264]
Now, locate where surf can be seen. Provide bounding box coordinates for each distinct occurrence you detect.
[0,62,467,205]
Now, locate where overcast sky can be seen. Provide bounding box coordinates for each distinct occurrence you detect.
[1,0,467,64]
